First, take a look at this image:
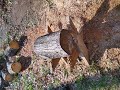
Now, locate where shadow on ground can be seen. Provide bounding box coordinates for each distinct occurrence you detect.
[18,56,32,72]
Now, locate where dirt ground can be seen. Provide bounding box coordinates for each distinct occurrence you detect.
[0,0,120,90]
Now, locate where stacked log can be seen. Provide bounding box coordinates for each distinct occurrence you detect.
[0,39,22,88]
[4,39,19,57]
[6,62,22,74]
[1,71,13,82]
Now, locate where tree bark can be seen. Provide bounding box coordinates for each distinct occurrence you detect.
[34,30,70,59]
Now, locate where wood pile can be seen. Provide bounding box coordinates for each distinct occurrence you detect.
[0,19,89,89]
[0,38,22,89]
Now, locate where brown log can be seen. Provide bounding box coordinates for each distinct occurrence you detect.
[7,62,22,74]
[9,40,19,49]
[4,39,20,57]
[1,71,13,82]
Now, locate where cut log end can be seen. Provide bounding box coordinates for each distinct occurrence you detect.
[7,62,22,74]
[11,62,22,73]
[9,40,19,49]
[5,74,13,82]
[4,39,20,57]
[60,29,75,55]
[1,71,13,82]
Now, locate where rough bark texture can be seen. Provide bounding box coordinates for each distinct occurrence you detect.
[34,30,68,59]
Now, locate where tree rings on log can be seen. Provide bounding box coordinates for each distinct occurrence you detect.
[6,62,22,74]
[4,39,20,57]
[1,71,13,82]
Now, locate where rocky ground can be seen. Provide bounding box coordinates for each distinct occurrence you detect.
[0,0,120,90]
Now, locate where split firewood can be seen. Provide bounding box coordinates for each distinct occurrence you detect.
[6,62,22,74]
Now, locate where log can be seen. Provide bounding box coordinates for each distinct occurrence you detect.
[34,29,87,57]
[1,71,13,82]
[4,39,20,57]
[6,62,22,74]
[34,29,75,59]
[34,29,87,58]
[34,29,89,67]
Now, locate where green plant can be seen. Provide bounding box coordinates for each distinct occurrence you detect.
[11,72,35,90]
[76,75,120,90]
[6,32,11,44]
[46,0,54,8]
[53,78,61,87]
[22,72,34,90]
[64,68,69,78]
